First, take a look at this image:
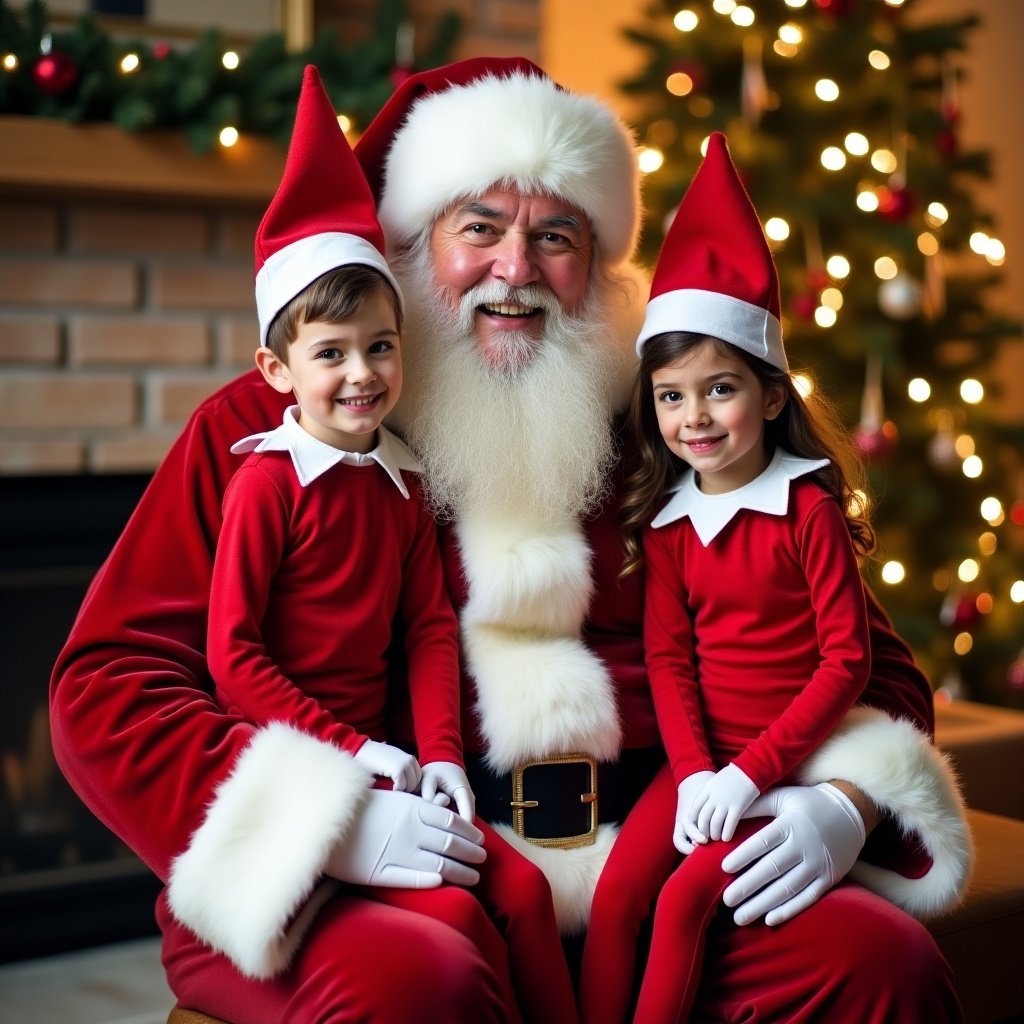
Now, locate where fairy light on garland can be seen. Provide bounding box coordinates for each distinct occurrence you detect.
[3,53,19,71]
[218,126,239,148]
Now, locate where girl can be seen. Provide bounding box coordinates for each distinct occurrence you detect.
[581,133,875,1024]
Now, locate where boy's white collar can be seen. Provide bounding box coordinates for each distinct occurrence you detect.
[230,406,422,495]
[651,447,830,545]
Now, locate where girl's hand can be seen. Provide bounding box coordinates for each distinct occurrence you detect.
[691,763,760,842]
[353,740,422,792]
[420,762,476,822]
[674,770,716,853]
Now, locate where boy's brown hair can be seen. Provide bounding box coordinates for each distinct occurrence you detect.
[264,264,403,361]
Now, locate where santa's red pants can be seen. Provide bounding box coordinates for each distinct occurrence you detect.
[581,764,962,1024]
[161,820,577,1024]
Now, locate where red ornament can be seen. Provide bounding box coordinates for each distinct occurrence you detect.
[940,592,981,631]
[807,267,830,292]
[153,42,172,60]
[1010,502,1024,527]
[668,59,706,94]
[813,0,855,16]
[935,128,958,157]
[32,51,78,96]
[1008,656,1024,692]
[791,292,818,323]
[853,420,898,462]
[390,66,414,89]
[876,184,914,223]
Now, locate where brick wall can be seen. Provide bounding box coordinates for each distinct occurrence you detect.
[0,196,264,475]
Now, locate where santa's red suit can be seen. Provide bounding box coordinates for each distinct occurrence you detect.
[50,58,971,1023]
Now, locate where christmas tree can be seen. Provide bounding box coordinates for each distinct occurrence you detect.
[620,0,1024,707]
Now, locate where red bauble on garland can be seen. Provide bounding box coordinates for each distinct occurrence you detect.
[32,51,78,96]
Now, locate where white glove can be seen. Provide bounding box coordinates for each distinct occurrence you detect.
[721,782,866,926]
[420,762,476,822]
[690,762,761,842]
[674,770,715,854]
[353,740,422,792]
[324,788,487,889]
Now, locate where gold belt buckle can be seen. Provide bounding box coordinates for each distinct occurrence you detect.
[509,752,598,849]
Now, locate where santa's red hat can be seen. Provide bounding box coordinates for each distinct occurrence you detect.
[255,65,401,345]
[636,132,787,371]
[353,57,640,265]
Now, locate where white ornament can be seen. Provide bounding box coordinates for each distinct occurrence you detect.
[878,272,923,320]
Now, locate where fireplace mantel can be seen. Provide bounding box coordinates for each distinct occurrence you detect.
[0,114,285,205]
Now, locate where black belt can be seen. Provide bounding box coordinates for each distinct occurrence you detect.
[466,746,665,850]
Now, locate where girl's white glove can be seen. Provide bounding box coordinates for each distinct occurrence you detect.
[690,762,761,842]
[420,762,476,822]
[324,789,486,889]
[353,740,422,792]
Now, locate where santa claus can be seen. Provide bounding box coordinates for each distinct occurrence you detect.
[51,57,969,1022]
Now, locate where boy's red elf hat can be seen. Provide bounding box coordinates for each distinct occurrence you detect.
[254,65,402,345]
[636,132,787,371]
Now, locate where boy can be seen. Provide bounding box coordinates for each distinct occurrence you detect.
[187,65,578,1024]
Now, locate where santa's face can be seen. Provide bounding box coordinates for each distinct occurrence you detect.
[389,230,634,523]
[428,188,594,373]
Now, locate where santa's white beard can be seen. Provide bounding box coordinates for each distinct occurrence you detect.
[389,245,636,524]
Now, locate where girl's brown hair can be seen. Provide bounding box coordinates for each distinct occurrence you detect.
[620,332,875,576]
[265,264,403,360]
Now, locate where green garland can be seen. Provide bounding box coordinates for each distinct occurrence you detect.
[0,0,461,152]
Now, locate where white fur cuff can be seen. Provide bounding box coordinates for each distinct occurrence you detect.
[799,706,973,918]
[168,723,371,978]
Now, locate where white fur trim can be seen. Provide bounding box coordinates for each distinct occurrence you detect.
[458,513,594,633]
[379,71,640,264]
[637,288,787,371]
[798,706,973,918]
[464,623,622,771]
[254,232,402,345]
[168,722,371,978]
[492,822,619,935]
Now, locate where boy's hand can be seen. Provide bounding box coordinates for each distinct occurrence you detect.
[690,763,760,842]
[353,740,422,792]
[675,770,716,853]
[420,762,476,822]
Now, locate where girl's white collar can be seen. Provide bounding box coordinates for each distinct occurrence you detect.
[651,447,830,545]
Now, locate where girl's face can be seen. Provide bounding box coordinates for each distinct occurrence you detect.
[650,339,786,494]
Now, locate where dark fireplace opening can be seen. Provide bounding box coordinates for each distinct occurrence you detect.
[1,473,161,963]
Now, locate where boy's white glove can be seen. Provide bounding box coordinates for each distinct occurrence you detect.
[722,782,866,926]
[420,762,476,822]
[674,770,716,853]
[324,789,486,889]
[690,762,761,842]
[353,740,422,792]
